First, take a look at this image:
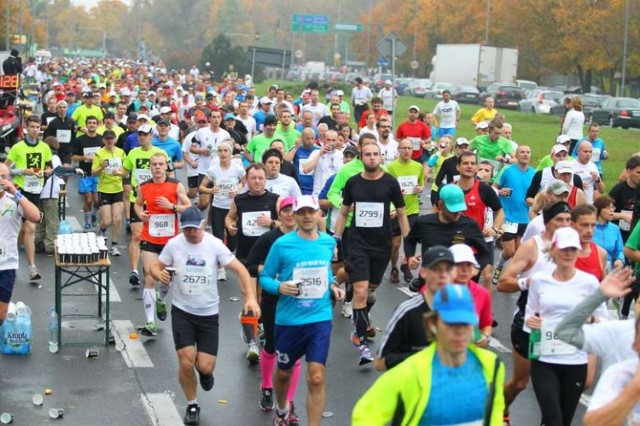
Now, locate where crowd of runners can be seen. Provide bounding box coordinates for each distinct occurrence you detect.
[2,55,640,426]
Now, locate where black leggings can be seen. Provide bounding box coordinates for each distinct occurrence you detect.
[530,360,586,426]
[261,293,278,354]
[209,206,236,251]
[621,281,640,317]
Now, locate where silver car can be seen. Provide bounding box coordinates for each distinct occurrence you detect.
[519,90,565,114]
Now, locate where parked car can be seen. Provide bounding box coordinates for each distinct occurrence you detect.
[286,69,301,82]
[372,73,395,91]
[480,83,525,110]
[590,97,640,129]
[452,85,480,104]
[424,82,456,99]
[516,79,538,91]
[343,73,364,85]
[394,78,414,96]
[405,79,433,98]
[519,89,565,114]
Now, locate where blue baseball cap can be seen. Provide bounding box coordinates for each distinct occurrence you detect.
[224,113,236,121]
[180,207,205,229]
[434,284,478,326]
[439,184,466,213]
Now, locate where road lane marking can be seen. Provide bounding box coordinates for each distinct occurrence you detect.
[488,337,511,353]
[112,320,154,368]
[142,393,183,426]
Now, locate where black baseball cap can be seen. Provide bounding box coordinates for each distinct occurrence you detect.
[422,246,455,268]
[102,130,117,139]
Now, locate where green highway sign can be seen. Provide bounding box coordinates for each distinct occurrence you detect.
[334,23,364,32]
[291,14,330,33]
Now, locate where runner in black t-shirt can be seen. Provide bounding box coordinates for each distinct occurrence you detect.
[375,246,454,371]
[334,142,409,366]
[610,155,640,241]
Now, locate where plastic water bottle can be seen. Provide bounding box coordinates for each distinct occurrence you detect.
[528,312,541,360]
[48,308,59,353]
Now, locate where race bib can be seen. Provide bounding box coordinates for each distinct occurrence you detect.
[216,178,236,197]
[541,319,577,356]
[242,211,270,237]
[135,169,152,185]
[620,210,632,232]
[56,129,71,143]
[105,157,122,175]
[408,137,421,151]
[83,146,100,158]
[591,148,601,163]
[293,266,328,299]
[298,158,314,176]
[149,214,175,237]
[23,175,42,194]
[355,202,384,228]
[397,176,418,195]
[502,221,518,234]
[179,265,212,295]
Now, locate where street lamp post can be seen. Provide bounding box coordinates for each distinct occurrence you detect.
[620,0,629,95]
[484,0,491,45]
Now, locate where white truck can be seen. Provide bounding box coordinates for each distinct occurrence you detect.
[429,44,518,90]
[303,61,326,79]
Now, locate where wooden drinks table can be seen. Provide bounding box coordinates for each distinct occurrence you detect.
[54,248,111,346]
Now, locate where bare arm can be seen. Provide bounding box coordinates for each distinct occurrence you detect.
[333,204,351,238]
[584,376,640,426]
[497,240,536,293]
[397,207,410,239]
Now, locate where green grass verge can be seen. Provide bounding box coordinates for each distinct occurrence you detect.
[257,80,638,185]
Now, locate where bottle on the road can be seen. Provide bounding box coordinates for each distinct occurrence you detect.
[528,312,541,361]
[48,307,59,353]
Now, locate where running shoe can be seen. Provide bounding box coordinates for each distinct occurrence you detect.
[198,370,214,391]
[288,402,300,426]
[217,267,226,281]
[390,267,400,284]
[259,387,275,411]
[358,344,374,366]
[110,245,121,256]
[492,266,503,286]
[183,403,200,425]
[351,331,365,347]
[141,321,157,337]
[91,214,97,226]
[273,413,290,426]
[29,265,41,280]
[341,301,353,318]
[129,270,140,286]
[503,415,511,426]
[247,341,260,362]
[400,263,413,283]
[156,297,167,322]
[84,222,92,230]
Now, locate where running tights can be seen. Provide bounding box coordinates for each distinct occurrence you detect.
[530,360,586,426]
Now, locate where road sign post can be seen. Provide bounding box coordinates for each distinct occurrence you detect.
[376,32,408,129]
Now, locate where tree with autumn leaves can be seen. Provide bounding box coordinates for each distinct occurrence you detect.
[1,0,637,94]
[359,0,639,94]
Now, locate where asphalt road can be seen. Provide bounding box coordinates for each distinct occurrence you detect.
[1,175,590,426]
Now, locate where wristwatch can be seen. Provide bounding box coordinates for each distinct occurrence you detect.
[13,191,24,201]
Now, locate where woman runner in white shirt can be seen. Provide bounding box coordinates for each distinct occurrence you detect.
[525,226,608,426]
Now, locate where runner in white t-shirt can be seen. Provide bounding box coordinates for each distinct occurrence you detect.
[151,206,259,426]
[192,110,231,178]
[199,140,246,280]
[571,140,604,204]
[182,117,209,199]
[432,90,461,138]
[263,149,302,198]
